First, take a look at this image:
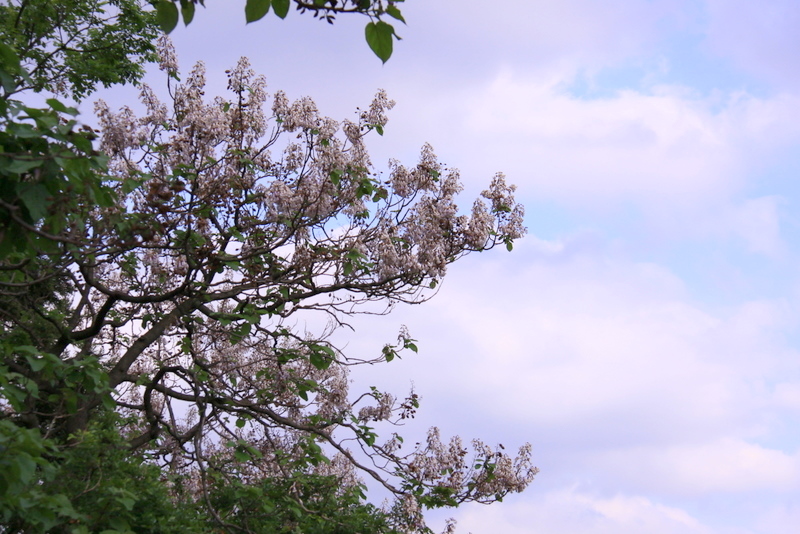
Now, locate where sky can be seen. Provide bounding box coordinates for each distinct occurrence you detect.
[92,1,800,532]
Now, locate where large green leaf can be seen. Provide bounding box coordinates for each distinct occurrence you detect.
[309,344,335,370]
[4,158,42,174]
[0,42,21,74]
[245,0,271,23]
[156,1,179,33]
[365,21,394,63]
[272,0,289,19]
[180,0,195,25]
[16,183,50,221]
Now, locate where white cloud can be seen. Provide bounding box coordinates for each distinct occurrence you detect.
[345,236,800,502]
[372,70,800,254]
[594,438,800,495]
[440,488,715,534]
[425,244,791,434]
[455,75,800,204]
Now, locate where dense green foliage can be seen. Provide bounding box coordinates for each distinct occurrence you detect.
[2,414,193,533]
[206,473,395,533]
[0,0,158,99]
[2,411,395,532]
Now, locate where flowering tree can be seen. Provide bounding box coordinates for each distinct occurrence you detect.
[1,35,534,531]
[109,38,531,529]
[0,0,536,527]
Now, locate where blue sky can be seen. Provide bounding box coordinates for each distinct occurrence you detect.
[93,1,800,531]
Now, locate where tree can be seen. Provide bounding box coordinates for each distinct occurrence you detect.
[0,0,159,100]
[0,1,536,532]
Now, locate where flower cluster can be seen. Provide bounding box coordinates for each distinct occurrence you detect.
[156,34,178,75]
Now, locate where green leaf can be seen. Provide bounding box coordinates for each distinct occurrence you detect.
[180,0,196,25]
[296,379,317,402]
[7,123,40,138]
[91,182,116,208]
[13,456,36,486]
[0,69,17,93]
[229,322,251,345]
[365,21,394,63]
[116,496,136,511]
[309,345,333,370]
[385,5,406,23]
[100,393,116,411]
[319,345,336,358]
[372,186,388,202]
[272,0,290,18]
[245,0,271,23]
[16,183,50,221]
[32,113,58,130]
[23,354,47,372]
[310,352,330,371]
[360,426,376,446]
[156,1,180,33]
[0,42,21,73]
[46,98,78,117]
[14,345,42,355]
[5,158,42,174]
[121,176,146,195]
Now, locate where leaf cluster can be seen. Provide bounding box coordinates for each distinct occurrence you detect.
[154,0,406,62]
[0,0,158,99]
